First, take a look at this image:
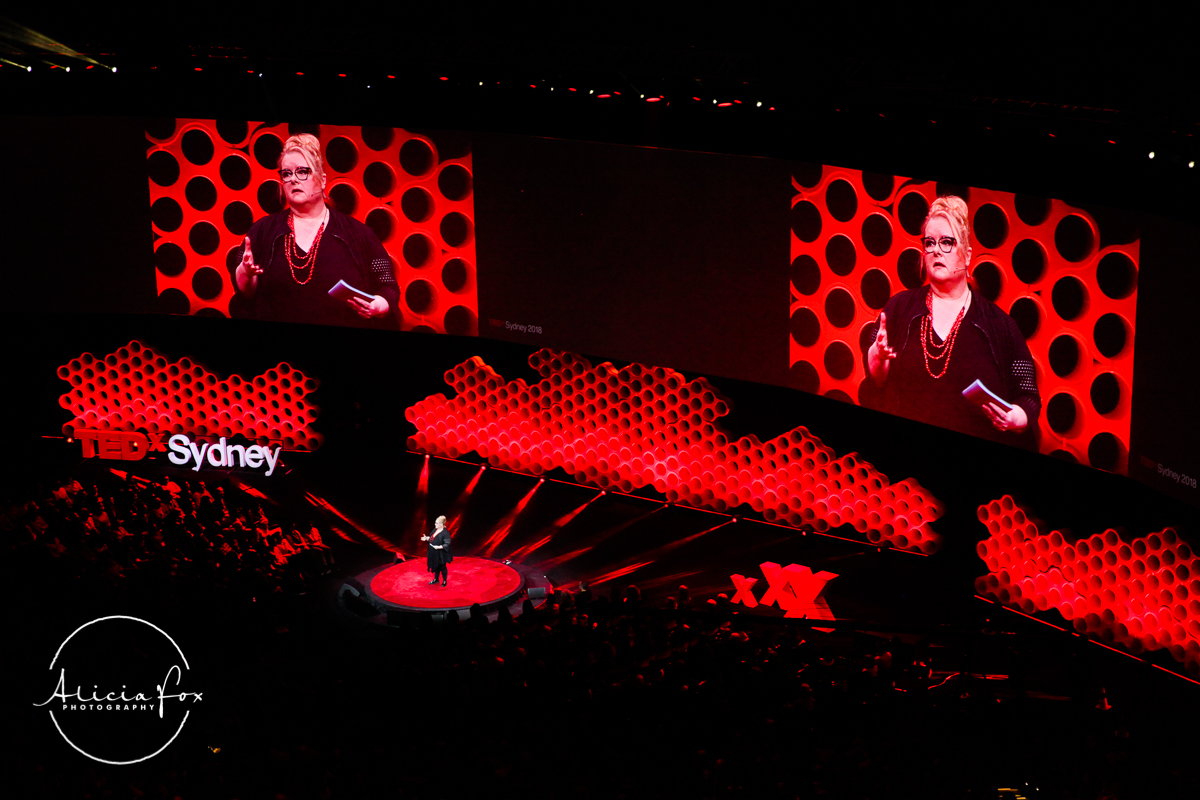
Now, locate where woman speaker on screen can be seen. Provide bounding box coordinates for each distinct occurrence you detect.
[231,133,400,329]
[861,196,1041,447]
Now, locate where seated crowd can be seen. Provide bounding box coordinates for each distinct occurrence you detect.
[3,470,334,604]
[6,470,1195,799]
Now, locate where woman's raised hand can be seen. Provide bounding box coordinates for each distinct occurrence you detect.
[867,312,897,385]
[235,237,263,294]
[873,312,896,361]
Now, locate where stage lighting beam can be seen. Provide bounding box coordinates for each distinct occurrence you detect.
[0,18,112,71]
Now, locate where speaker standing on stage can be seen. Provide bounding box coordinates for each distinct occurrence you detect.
[422,515,452,586]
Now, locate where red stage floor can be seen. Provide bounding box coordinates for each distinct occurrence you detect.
[369,557,524,609]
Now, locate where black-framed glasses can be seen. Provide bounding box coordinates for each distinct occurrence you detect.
[922,236,958,254]
[279,167,314,182]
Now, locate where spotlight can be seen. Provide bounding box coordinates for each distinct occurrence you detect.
[756,101,762,107]
[1149,151,1155,159]
[111,67,116,73]
[1190,161,1195,168]
[65,67,70,72]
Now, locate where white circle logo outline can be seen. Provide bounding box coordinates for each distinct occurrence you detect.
[45,615,193,765]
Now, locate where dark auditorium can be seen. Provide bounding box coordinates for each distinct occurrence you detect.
[4,11,1200,799]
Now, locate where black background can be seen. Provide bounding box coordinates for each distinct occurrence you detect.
[474,133,790,387]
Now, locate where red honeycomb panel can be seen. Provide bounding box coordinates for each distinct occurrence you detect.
[975,496,1200,675]
[147,120,478,334]
[406,349,944,552]
[790,170,1137,472]
[58,341,323,451]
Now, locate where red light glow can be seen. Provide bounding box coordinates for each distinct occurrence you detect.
[976,495,1200,676]
[406,350,943,552]
[588,560,654,587]
[444,465,486,532]
[405,455,432,545]
[476,480,543,558]
[58,341,323,451]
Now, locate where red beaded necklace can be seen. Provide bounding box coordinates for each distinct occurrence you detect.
[285,209,327,285]
[920,289,969,379]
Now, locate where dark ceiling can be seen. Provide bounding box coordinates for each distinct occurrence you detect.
[4,10,1199,219]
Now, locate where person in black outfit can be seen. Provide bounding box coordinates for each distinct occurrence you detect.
[422,515,452,586]
[231,133,399,328]
[862,196,1041,448]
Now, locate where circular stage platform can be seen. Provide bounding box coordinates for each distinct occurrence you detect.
[370,557,523,610]
[340,557,553,626]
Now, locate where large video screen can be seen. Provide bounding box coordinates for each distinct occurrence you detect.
[146,119,478,335]
[785,167,1138,474]
[469,136,1142,477]
[4,114,1196,501]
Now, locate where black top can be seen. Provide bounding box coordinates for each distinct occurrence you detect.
[230,207,400,329]
[887,299,1009,443]
[861,286,1042,449]
[427,528,452,570]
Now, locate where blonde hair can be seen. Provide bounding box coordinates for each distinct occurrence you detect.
[922,195,971,256]
[435,515,447,526]
[278,133,326,185]
[921,195,972,283]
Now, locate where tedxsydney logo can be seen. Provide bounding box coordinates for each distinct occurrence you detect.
[33,616,204,764]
